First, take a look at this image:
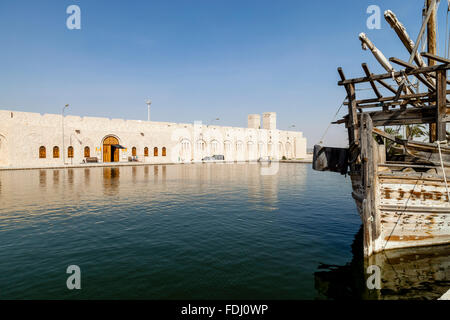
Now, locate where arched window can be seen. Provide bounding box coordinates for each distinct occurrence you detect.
[162,147,167,156]
[154,147,158,156]
[224,141,231,157]
[68,146,74,158]
[84,146,90,158]
[180,139,191,161]
[39,146,46,159]
[210,140,218,154]
[144,147,149,157]
[132,147,137,157]
[53,146,60,158]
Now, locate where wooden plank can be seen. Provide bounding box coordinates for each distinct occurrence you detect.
[436,69,447,141]
[338,63,450,86]
[368,106,437,126]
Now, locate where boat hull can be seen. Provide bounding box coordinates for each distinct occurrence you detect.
[350,114,450,255]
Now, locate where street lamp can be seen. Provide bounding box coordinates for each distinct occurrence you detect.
[146,99,152,121]
[62,104,69,165]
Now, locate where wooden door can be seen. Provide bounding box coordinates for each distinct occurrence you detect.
[103,136,119,162]
[103,145,111,162]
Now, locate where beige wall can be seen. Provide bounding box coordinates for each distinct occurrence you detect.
[0,109,307,167]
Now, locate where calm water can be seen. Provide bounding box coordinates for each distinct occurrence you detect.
[0,163,448,299]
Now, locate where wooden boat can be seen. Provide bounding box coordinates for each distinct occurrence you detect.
[314,1,450,256]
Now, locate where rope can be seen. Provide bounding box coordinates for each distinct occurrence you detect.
[437,140,450,202]
[382,147,434,250]
[318,97,346,144]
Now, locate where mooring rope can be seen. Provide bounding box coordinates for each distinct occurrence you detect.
[317,96,346,145]
[384,141,449,250]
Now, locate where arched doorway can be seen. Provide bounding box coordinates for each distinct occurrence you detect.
[103,136,120,162]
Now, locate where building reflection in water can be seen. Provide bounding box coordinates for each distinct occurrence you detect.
[102,167,120,196]
[52,170,59,186]
[0,163,307,226]
[39,170,46,187]
[314,227,450,300]
[84,168,90,186]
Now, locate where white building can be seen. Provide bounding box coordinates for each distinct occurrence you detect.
[0,109,307,168]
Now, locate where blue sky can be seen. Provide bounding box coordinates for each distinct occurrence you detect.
[0,1,449,147]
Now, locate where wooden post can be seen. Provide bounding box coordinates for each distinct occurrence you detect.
[338,67,359,145]
[346,83,359,145]
[427,0,437,142]
[437,69,447,141]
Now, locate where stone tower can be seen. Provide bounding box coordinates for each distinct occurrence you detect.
[248,114,261,129]
[262,112,276,130]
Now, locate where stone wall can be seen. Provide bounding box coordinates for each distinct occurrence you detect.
[0,109,307,167]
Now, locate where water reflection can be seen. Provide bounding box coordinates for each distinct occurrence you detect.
[53,170,59,185]
[102,167,120,196]
[39,170,46,187]
[0,163,306,217]
[1,163,360,299]
[314,228,450,300]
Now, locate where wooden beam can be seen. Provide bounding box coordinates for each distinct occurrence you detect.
[394,82,405,101]
[346,83,359,144]
[372,127,404,144]
[415,72,436,91]
[344,90,445,105]
[362,63,382,99]
[376,79,398,94]
[368,106,437,126]
[358,98,433,109]
[338,67,359,145]
[389,57,416,70]
[389,57,436,91]
[427,0,437,143]
[338,63,450,86]
[421,52,450,65]
[436,69,447,141]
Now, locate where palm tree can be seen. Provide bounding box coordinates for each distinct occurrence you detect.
[383,127,403,155]
[405,124,427,141]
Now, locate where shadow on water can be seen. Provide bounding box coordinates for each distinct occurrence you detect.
[314,227,450,300]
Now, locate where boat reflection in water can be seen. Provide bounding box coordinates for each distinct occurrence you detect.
[315,228,450,300]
